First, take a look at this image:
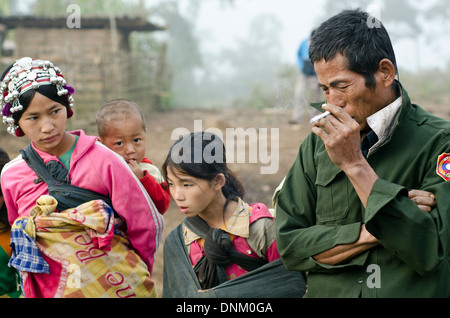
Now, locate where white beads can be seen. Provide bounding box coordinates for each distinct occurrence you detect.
[1,57,75,136]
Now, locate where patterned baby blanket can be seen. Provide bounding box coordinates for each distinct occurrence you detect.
[9,195,155,298]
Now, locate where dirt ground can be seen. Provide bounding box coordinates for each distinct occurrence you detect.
[1,102,449,297]
[1,106,309,297]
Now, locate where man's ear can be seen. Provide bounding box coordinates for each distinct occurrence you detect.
[377,58,396,88]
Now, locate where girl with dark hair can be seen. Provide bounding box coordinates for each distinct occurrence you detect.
[161,132,304,297]
[0,57,163,298]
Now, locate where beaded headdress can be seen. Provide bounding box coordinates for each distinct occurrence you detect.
[0,57,75,136]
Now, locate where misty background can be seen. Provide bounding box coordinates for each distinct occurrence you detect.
[2,0,449,298]
[1,0,450,112]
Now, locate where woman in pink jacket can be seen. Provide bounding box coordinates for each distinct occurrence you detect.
[0,57,163,284]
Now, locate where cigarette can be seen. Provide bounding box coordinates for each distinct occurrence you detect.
[310,111,331,124]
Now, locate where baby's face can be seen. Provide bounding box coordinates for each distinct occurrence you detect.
[100,114,147,164]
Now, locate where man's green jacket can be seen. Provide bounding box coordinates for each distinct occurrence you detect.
[276,85,450,297]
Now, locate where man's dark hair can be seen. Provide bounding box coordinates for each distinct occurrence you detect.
[309,9,398,90]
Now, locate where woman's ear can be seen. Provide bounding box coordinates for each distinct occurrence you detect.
[214,173,226,190]
[377,58,396,88]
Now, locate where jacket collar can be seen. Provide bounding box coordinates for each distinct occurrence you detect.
[30,130,97,165]
[183,198,251,246]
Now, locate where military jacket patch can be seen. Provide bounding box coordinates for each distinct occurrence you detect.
[436,153,450,181]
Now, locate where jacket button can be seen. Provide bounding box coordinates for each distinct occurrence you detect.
[358,278,363,284]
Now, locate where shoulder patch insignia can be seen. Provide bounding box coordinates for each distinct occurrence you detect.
[436,153,450,181]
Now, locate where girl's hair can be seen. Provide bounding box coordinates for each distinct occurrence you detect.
[162,132,245,211]
[0,147,11,227]
[12,85,71,124]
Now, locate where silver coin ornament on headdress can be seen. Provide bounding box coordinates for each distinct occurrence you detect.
[0,57,75,136]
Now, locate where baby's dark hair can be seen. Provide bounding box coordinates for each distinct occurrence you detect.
[0,147,11,227]
[162,132,245,211]
[96,99,147,138]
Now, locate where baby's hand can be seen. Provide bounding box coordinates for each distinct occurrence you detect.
[128,159,145,179]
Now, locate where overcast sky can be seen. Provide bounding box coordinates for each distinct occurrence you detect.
[14,0,450,72]
[193,0,449,73]
[195,0,325,65]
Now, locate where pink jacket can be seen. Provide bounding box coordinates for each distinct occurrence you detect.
[1,130,164,273]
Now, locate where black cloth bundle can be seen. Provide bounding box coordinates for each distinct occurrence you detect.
[163,220,306,298]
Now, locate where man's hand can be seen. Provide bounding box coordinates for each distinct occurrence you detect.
[311,103,364,172]
[310,105,438,266]
[313,224,378,265]
[313,191,436,266]
[311,103,378,208]
[409,190,436,212]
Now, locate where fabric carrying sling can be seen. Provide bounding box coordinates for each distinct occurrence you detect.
[20,144,115,213]
[9,195,155,298]
[184,215,268,289]
[162,223,306,298]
